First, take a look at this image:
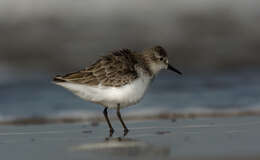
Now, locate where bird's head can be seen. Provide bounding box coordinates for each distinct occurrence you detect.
[142,46,182,75]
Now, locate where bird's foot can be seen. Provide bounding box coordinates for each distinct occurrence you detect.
[109,128,114,137]
[123,128,129,136]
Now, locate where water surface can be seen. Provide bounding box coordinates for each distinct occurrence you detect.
[1,70,259,121]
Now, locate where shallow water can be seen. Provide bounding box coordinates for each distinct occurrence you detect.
[0,117,260,160]
[0,70,260,121]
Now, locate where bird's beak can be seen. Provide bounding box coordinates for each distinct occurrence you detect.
[168,64,182,75]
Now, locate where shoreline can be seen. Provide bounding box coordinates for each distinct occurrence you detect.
[1,109,260,126]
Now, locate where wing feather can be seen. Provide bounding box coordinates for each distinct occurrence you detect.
[53,49,138,87]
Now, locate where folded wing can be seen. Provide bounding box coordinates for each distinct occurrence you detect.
[53,49,138,87]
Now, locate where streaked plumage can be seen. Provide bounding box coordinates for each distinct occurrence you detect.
[54,49,138,87]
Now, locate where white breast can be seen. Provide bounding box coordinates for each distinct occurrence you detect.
[55,75,152,109]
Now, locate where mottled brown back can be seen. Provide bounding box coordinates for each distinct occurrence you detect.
[54,49,138,87]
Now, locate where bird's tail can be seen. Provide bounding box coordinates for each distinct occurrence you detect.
[53,75,66,82]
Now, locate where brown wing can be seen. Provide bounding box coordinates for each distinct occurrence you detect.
[53,49,138,87]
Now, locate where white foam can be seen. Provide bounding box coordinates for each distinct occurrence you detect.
[50,110,98,119]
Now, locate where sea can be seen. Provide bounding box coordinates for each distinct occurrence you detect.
[1,69,260,122]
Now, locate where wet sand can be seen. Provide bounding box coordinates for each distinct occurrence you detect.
[0,115,260,160]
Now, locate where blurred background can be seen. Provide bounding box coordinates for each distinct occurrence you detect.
[1,0,260,121]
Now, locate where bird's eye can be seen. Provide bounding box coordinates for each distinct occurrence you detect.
[160,58,163,61]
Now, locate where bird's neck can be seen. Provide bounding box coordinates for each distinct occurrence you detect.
[133,53,154,77]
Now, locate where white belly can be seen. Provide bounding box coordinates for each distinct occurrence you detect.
[55,76,152,108]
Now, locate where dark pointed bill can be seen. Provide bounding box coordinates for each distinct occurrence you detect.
[168,64,182,75]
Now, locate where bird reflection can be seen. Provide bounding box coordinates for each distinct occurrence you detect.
[71,137,170,158]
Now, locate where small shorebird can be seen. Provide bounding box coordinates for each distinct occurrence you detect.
[53,46,182,136]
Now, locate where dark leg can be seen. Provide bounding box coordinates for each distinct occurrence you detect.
[116,104,129,136]
[103,107,114,137]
